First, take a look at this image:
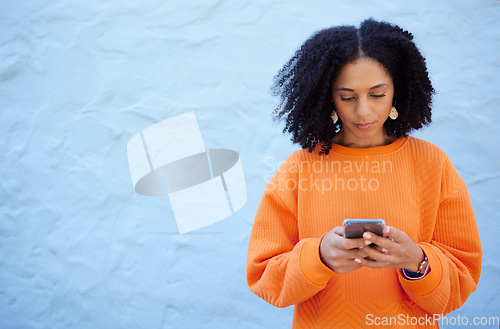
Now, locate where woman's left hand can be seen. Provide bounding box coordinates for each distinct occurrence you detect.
[355,226,424,272]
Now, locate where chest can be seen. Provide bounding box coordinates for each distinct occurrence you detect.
[295,160,424,242]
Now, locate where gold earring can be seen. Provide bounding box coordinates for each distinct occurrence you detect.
[389,106,398,120]
[331,111,338,124]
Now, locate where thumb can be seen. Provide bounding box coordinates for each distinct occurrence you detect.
[332,226,345,237]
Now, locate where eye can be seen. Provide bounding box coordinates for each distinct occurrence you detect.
[340,97,355,101]
[371,94,386,98]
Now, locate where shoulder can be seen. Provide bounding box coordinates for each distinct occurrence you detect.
[405,137,466,199]
[289,147,322,159]
[404,136,451,164]
[405,136,447,155]
[278,147,322,170]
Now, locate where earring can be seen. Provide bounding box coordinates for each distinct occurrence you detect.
[389,106,398,120]
[331,111,338,124]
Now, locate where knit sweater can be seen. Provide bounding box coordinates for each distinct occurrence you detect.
[247,137,482,329]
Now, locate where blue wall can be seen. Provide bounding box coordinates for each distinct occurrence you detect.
[1,1,499,328]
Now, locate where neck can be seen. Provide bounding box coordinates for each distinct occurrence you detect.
[333,130,398,148]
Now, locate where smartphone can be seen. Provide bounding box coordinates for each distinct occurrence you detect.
[342,219,386,239]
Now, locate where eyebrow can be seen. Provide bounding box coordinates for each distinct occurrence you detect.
[336,83,388,92]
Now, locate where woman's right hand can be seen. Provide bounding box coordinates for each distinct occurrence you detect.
[319,226,368,274]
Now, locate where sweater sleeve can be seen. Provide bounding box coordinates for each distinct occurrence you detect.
[246,158,336,308]
[398,158,482,315]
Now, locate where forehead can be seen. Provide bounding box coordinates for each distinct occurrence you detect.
[334,57,393,88]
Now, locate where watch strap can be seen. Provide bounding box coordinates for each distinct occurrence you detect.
[417,254,429,274]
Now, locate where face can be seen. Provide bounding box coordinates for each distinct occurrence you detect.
[332,57,395,148]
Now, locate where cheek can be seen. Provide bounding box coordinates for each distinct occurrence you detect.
[332,101,350,117]
[377,98,394,114]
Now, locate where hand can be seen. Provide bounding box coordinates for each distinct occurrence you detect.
[354,226,424,272]
[319,226,369,274]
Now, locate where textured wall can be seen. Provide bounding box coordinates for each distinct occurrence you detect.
[1,0,499,328]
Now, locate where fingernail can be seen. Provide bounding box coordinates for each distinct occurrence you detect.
[384,227,390,234]
[382,248,389,253]
[354,258,361,264]
[365,240,371,245]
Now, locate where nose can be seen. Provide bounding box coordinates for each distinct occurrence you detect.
[355,97,371,119]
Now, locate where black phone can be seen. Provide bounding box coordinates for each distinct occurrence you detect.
[342,219,386,238]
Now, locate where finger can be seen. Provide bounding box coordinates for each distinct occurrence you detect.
[345,248,369,260]
[323,231,364,252]
[382,226,406,243]
[371,244,389,254]
[353,256,390,269]
[342,237,368,250]
[328,228,366,250]
[362,231,392,249]
[359,244,393,264]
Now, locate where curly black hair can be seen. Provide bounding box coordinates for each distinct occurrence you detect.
[272,18,434,155]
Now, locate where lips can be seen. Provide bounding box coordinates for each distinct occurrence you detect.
[354,123,374,130]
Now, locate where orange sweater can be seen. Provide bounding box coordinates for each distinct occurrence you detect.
[247,137,482,329]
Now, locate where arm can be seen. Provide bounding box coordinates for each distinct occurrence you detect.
[246,187,336,308]
[358,159,482,315]
[397,184,482,315]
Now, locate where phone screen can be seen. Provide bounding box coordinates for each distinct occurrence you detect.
[343,219,386,239]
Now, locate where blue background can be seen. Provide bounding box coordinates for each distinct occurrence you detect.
[1,0,499,328]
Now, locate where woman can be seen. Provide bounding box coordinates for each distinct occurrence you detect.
[246,19,482,328]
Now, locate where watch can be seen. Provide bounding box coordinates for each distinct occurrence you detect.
[416,254,429,274]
